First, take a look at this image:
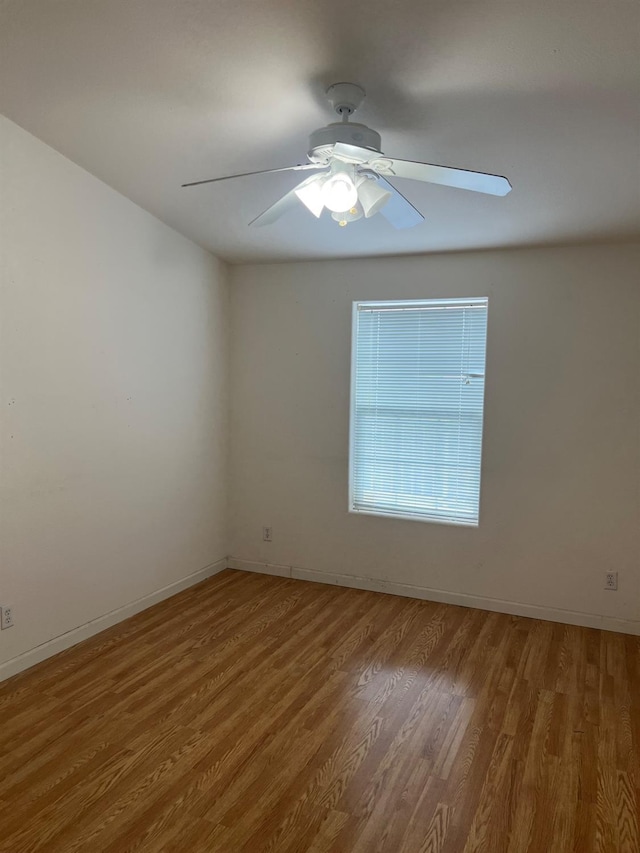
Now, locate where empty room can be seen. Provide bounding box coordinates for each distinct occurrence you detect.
[0,0,639,850]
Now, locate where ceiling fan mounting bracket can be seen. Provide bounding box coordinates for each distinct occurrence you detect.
[326,82,366,117]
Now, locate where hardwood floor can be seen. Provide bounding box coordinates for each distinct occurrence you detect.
[0,570,638,852]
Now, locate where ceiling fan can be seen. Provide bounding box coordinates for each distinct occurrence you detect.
[182,83,512,229]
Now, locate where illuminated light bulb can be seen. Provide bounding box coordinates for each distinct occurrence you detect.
[338,219,348,227]
[321,173,358,213]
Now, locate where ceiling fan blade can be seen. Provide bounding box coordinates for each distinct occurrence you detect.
[371,157,512,196]
[182,163,324,188]
[333,143,511,196]
[376,178,425,229]
[249,175,324,227]
[249,190,299,228]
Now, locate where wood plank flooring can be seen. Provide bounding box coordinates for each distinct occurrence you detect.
[0,569,638,852]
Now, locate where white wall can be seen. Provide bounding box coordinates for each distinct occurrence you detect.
[229,244,640,633]
[0,116,229,677]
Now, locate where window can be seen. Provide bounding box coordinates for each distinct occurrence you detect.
[349,297,488,526]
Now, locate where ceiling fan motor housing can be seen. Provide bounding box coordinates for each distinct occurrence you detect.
[308,123,382,164]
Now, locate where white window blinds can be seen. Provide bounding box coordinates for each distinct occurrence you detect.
[349,297,488,526]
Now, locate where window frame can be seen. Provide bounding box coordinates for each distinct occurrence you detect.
[348,297,489,527]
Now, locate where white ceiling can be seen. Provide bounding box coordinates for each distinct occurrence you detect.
[1,0,639,263]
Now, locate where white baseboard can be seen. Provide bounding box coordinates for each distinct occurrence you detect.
[228,557,640,637]
[227,557,292,578]
[0,558,228,683]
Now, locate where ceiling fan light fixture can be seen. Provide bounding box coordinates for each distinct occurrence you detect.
[321,170,358,213]
[357,176,392,218]
[331,205,363,225]
[294,176,326,217]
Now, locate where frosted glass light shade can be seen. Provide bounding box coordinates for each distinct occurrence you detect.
[295,177,325,218]
[358,178,392,218]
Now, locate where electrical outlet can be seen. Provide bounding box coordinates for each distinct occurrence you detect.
[263,526,273,542]
[1,605,14,629]
[604,572,618,591]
